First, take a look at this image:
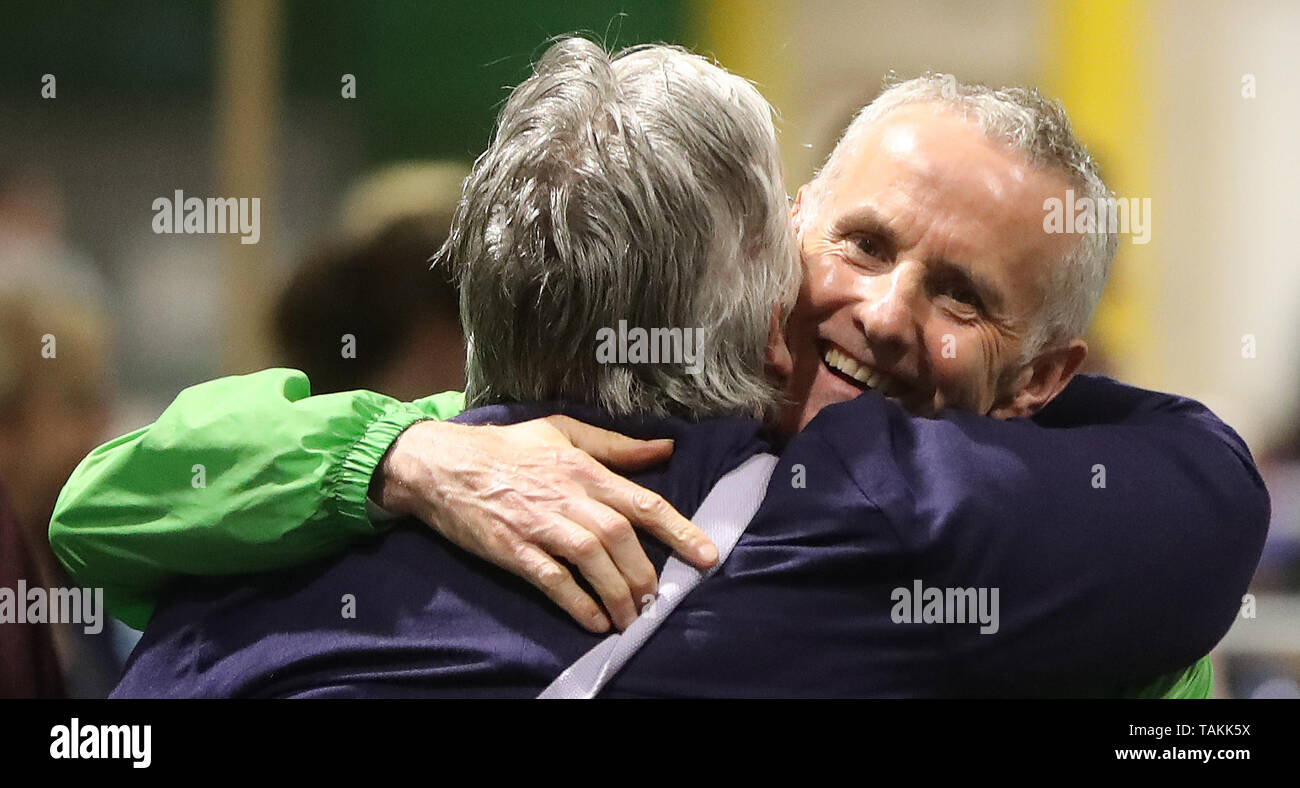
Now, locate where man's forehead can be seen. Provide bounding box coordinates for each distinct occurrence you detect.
[833,108,1064,219]
[818,104,1075,305]
[840,106,1039,196]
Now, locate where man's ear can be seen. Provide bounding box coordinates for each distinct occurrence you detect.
[791,184,810,232]
[989,338,1088,419]
[765,305,794,383]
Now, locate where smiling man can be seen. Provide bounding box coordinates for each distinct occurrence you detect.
[783,94,1101,429]
[52,61,1265,696]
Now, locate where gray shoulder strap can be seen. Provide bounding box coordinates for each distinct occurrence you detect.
[538,452,778,699]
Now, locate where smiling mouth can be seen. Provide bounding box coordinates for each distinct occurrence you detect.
[820,342,906,398]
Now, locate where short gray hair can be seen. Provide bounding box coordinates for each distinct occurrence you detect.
[439,37,798,419]
[814,74,1117,354]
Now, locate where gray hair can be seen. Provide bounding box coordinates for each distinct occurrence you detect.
[813,74,1117,355]
[439,37,798,419]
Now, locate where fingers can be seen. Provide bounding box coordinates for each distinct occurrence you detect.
[411,415,707,633]
[562,496,659,606]
[507,541,612,634]
[535,518,640,631]
[585,467,718,570]
[544,415,675,471]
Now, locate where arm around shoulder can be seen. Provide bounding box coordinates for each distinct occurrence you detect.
[49,368,465,629]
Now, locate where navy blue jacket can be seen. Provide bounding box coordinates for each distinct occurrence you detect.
[113,376,1270,697]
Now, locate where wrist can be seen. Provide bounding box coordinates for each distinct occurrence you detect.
[371,422,420,517]
[370,419,453,518]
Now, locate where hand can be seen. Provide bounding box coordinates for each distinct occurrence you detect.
[372,415,718,633]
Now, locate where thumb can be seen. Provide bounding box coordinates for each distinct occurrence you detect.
[544,415,675,470]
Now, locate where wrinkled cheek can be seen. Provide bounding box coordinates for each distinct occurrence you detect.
[802,249,853,306]
[926,335,989,412]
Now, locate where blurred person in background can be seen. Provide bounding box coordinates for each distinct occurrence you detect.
[0,156,468,697]
[1258,422,1300,591]
[0,294,111,557]
[1229,408,1300,697]
[273,162,467,399]
[0,293,120,697]
[0,165,105,302]
[0,464,63,697]
[0,166,128,696]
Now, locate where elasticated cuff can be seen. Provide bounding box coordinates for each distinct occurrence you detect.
[329,401,433,531]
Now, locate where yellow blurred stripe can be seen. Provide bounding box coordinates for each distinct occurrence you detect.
[1042,0,1161,380]
[692,0,799,180]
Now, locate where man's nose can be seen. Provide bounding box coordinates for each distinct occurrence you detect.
[855,265,922,367]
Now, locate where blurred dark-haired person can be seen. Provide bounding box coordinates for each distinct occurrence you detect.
[274,214,465,399]
[66,39,1266,697]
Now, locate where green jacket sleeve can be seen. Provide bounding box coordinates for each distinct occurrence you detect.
[1144,655,1214,699]
[48,368,465,630]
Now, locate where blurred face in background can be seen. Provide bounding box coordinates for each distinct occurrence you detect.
[778,103,1084,434]
[0,366,110,521]
[0,297,111,580]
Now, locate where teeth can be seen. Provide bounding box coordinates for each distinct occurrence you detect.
[824,347,880,388]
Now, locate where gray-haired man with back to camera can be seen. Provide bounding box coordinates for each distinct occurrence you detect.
[71,37,1264,697]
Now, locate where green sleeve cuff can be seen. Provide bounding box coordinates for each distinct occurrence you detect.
[329,401,434,530]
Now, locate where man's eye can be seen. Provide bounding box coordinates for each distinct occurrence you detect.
[948,287,979,306]
[854,235,883,259]
[938,284,982,312]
